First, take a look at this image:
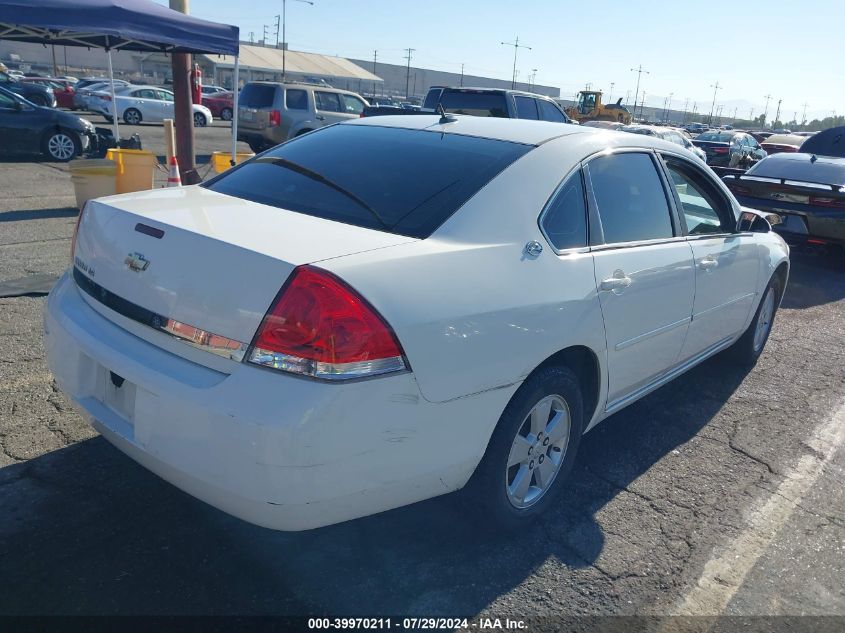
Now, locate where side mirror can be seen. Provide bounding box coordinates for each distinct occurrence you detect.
[12,100,22,111]
[737,209,780,233]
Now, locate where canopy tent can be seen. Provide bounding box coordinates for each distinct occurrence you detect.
[0,0,241,162]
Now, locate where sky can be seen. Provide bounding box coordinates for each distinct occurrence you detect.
[154,0,842,122]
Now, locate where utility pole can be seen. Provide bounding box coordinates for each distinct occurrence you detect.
[280,0,315,82]
[682,97,689,123]
[774,98,782,126]
[608,82,615,102]
[801,102,809,124]
[640,91,647,120]
[708,81,721,125]
[749,107,754,122]
[625,89,631,108]
[460,63,465,87]
[274,14,280,47]
[501,37,531,89]
[666,92,673,121]
[248,31,254,44]
[404,48,415,99]
[630,64,649,121]
[762,94,772,127]
[169,0,198,184]
[662,96,668,122]
[262,24,268,45]
[371,50,377,99]
[530,68,538,91]
[731,106,737,121]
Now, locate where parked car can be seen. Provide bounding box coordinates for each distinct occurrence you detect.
[692,130,767,167]
[582,120,624,130]
[237,81,368,152]
[20,77,76,108]
[799,125,845,158]
[760,134,805,155]
[47,116,788,531]
[0,70,56,107]
[7,69,24,79]
[685,122,709,134]
[73,79,130,110]
[418,87,572,124]
[90,85,212,126]
[621,125,708,162]
[723,152,845,247]
[202,90,234,121]
[201,85,227,96]
[0,85,96,161]
[750,131,774,143]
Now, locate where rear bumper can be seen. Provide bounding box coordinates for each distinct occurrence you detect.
[735,195,845,245]
[44,272,506,530]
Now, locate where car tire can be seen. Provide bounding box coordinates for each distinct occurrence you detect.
[467,365,584,532]
[727,274,782,366]
[193,112,207,127]
[295,129,312,137]
[42,129,81,162]
[247,142,264,153]
[220,107,233,121]
[123,108,142,125]
[103,115,113,123]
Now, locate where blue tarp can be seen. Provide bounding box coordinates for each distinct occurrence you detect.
[0,0,238,55]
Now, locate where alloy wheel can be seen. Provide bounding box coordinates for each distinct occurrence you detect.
[505,394,571,509]
[194,112,206,127]
[47,133,76,161]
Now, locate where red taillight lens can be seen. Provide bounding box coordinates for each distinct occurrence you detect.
[809,196,845,209]
[248,265,407,380]
[70,203,86,263]
[713,147,729,154]
[269,109,281,126]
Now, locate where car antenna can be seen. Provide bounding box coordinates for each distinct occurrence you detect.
[436,103,457,124]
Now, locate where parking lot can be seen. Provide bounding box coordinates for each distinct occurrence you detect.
[1,118,844,625]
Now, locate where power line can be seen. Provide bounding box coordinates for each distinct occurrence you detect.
[501,37,532,89]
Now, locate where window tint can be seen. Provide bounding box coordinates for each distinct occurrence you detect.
[422,88,442,109]
[0,90,16,107]
[588,152,673,244]
[341,94,365,114]
[239,83,277,108]
[697,131,735,142]
[537,99,567,123]
[286,89,308,110]
[514,96,538,120]
[133,89,156,99]
[439,90,508,117]
[204,125,532,239]
[315,91,342,112]
[156,90,174,102]
[541,171,587,250]
[665,162,728,235]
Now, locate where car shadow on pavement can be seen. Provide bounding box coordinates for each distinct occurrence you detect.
[0,355,751,617]
[780,245,844,309]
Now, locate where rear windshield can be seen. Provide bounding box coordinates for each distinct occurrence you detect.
[747,155,845,186]
[239,83,277,108]
[439,90,508,117]
[697,131,735,142]
[204,124,532,238]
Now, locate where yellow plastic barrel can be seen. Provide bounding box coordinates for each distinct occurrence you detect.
[106,148,158,194]
[211,151,255,174]
[68,159,117,210]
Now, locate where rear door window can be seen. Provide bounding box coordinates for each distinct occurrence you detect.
[439,90,508,117]
[204,125,532,238]
[240,83,277,108]
[285,89,308,110]
[663,158,732,235]
[587,152,674,244]
[540,171,588,250]
[315,91,343,113]
[537,99,567,122]
[341,94,365,114]
[514,96,538,120]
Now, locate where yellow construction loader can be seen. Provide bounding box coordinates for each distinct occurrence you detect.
[565,90,632,124]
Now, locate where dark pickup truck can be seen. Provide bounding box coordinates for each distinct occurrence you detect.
[362,87,573,124]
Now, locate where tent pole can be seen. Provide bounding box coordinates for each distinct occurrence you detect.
[231,56,239,165]
[106,48,119,141]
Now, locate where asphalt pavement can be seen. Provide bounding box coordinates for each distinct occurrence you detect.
[0,152,844,629]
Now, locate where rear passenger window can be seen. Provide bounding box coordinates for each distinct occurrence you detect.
[664,160,731,235]
[514,96,538,120]
[537,100,567,123]
[587,153,674,244]
[240,83,277,108]
[541,171,587,250]
[315,91,342,113]
[341,94,365,114]
[286,89,307,110]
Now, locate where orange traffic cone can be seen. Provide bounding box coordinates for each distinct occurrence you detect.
[166,156,181,187]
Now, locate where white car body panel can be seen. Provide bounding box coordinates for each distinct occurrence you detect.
[45,116,790,530]
[90,87,212,124]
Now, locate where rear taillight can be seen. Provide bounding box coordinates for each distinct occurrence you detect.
[713,147,729,154]
[248,265,407,380]
[70,203,86,262]
[727,183,751,195]
[269,110,281,126]
[809,196,845,209]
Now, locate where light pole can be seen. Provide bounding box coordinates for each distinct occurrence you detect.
[762,94,772,128]
[774,98,782,126]
[530,68,538,90]
[280,0,314,83]
[665,92,673,122]
[404,48,415,99]
[630,64,649,121]
[501,37,531,89]
[608,82,615,102]
[682,97,689,123]
[708,81,721,125]
[460,63,465,87]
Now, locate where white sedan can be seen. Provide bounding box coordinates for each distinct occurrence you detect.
[45,116,789,531]
[90,85,212,127]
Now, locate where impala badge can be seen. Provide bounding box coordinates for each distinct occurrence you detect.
[125,252,150,272]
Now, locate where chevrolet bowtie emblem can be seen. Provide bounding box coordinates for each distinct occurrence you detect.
[125,252,150,272]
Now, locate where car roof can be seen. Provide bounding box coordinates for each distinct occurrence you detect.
[763,134,804,145]
[347,114,688,154]
[439,86,556,100]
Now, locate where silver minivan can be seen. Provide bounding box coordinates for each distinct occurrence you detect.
[237,81,368,152]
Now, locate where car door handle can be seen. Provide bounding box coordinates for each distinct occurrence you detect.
[600,271,632,292]
[699,257,719,271]
[316,115,325,121]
